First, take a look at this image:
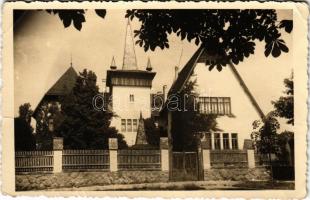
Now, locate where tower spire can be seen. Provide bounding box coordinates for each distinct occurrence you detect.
[110,56,117,70]
[70,53,73,68]
[122,20,138,70]
[146,57,152,71]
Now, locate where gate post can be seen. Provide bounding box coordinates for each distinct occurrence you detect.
[197,136,205,181]
[247,149,255,168]
[201,141,211,170]
[109,138,118,172]
[160,137,169,171]
[244,139,255,168]
[53,137,63,173]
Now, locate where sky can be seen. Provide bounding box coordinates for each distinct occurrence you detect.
[14,9,293,127]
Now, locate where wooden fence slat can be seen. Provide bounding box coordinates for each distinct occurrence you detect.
[62,150,110,171]
[117,149,161,171]
[15,151,54,174]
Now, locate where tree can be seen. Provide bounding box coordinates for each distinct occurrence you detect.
[171,80,219,151]
[17,9,291,71]
[144,117,160,147]
[35,101,63,150]
[251,112,280,156]
[56,69,127,149]
[14,103,36,151]
[252,75,294,167]
[46,9,106,31]
[272,74,294,165]
[126,9,292,71]
[272,74,294,125]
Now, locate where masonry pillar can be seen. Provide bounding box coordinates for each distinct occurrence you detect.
[109,138,118,172]
[53,137,63,173]
[160,137,169,171]
[201,141,211,170]
[244,139,255,168]
[211,132,214,150]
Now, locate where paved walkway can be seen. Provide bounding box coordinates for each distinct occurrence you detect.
[47,180,294,191]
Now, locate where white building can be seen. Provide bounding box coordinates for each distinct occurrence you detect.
[105,22,156,146]
[164,46,264,150]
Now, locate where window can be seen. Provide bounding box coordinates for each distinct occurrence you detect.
[129,94,134,102]
[121,119,126,132]
[210,97,218,114]
[223,133,229,149]
[214,133,221,150]
[231,133,238,149]
[127,119,132,132]
[133,119,138,132]
[223,97,231,114]
[199,97,231,115]
[218,98,224,114]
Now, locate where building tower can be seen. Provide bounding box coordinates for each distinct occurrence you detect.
[106,21,156,146]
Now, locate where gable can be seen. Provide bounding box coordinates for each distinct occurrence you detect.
[166,46,265,120]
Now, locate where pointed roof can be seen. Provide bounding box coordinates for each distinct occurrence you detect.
[33,66,78,117]
[46,66,78,96]
[122,20,138,70]
[146,57,152,71]
[135,112,148,145]
[165,46,266,120]
[110,56,117,70]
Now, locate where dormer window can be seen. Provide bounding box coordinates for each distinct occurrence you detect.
[198,97,231,115]
[129,94,134,102]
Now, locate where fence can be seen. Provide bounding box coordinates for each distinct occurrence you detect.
[210,150,248,168]
[62,149,110,171]
[15,151,54,173]
[15,137,257,174]
[118,149,161,170]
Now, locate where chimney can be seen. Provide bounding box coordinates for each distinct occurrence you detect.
[174,66,179,81]
[102,79,108,93]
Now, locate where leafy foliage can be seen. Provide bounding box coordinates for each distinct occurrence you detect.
[46,9,292,71]
[251,112,280,155]
[56,69,127,149]
[277,130,294,165]
[252,75,294,165]
[272,74,294,125]
[171,80,218,151]
[144,117,160,147]
[14,103,36,151]
[46,9,106,31]
[125,9,292,71]
[35,101,63,150]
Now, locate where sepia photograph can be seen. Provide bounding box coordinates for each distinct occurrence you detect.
[2,1,308,198]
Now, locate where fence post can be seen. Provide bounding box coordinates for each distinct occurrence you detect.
[201,141,211,170]
[53,137,63,173]
[247,149,255,168]
[244,139,255,168]
[109,138,118,172]
[160,137,169,171]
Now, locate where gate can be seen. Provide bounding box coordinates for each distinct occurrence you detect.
[171,151,200,181]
